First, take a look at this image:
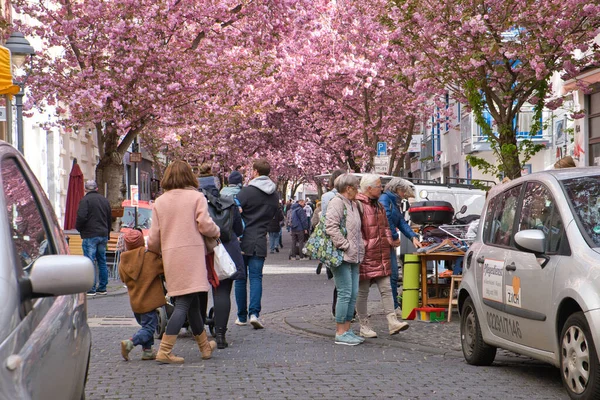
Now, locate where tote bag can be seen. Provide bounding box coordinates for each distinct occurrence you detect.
[213,242,237,280]
[303,206,347,268]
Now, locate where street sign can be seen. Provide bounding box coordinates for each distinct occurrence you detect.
[407,135,423,152]
[130,185,139,207]
[130,152,142,163]
[374,155,390,174]
[377,142,387,156]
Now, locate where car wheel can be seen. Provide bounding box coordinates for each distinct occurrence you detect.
[155,306,167,340]
[560,312,600,400]
[460,297,496,365]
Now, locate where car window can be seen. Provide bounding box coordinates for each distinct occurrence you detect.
[121,206,152,229]
[562,175,600,248]
[483,185,521,247]
[1,157,54,273]
[518,182,564,253]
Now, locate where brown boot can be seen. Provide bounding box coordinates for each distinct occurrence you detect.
[156,335,184,364]
[194,331,217,360]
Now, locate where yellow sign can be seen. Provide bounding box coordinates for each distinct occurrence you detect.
[0,46,20,97]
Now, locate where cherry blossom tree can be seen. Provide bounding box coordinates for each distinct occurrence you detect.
[12,0,310,207]
[388,0,600,179]
[263,0,433,174]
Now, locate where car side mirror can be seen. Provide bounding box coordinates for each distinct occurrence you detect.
[514,230,550,268]
[19,255,95,301]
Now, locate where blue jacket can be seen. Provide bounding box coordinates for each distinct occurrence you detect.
[379,191,417,241]
[290,203,309,231]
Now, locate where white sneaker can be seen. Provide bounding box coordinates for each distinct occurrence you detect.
[359,324,378,338]
[250,315,264,329]
[235,318,248,326]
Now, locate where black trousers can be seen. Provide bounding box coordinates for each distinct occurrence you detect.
[199,278,233,329]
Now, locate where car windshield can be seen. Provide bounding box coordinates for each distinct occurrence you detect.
[121,207,152,229]
[562,175,600,248]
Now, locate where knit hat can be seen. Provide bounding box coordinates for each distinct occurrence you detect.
[228,170,243,185]
[84,180,98,191]
[124,229,145,250]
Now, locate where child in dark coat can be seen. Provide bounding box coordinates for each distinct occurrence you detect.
[119,229,166,361]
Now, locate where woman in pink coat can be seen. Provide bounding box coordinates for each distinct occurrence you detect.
[148,160,220,364]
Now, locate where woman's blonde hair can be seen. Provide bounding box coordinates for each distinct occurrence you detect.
[161,160,198,191]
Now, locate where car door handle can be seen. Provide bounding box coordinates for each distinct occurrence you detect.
[506,263,517,271]
[476,256,485,264]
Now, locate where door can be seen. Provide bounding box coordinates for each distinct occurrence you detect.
[503,181,562,351]
[0,155,81,399]
[476,184,523,342]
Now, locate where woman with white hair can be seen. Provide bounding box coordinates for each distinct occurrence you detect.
[379,177,422,316]
[355,174,409,338]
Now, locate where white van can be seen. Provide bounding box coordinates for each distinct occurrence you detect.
[410,179,490,218]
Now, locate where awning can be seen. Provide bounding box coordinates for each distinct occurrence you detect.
[0,46,20,97]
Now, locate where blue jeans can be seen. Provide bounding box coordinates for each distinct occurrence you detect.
[268,232,280,252]
[82,236,108,292]
[331,262,359,324]
[132,311,157,349]
[390,249,400,309]
[235,255,265,320]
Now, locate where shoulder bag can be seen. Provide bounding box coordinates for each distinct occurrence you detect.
[302,206,347,268]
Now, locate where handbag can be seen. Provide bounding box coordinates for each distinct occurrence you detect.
[213,241,237,280]
[303,206,347,268]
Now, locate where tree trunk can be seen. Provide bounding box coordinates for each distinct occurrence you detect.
[498,121,522,180]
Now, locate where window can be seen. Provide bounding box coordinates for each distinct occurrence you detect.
[589,91,600,165]
[517,182,564,253]
[2,158,54,273]
[483,185,521,247]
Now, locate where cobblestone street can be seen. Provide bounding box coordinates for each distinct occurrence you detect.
[85,238,567,399]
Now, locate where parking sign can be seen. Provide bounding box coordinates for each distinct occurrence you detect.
[377,142,387,156]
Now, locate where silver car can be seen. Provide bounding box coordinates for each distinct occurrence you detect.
[459,167,600,400]
[0,142,94,399]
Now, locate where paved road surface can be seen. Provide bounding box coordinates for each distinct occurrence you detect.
[85,240,567,399]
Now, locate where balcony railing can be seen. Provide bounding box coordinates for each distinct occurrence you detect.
[462,106,552,153]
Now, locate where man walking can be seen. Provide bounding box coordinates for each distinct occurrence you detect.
[234,159,279,329]
[289,199,309,260]
[76,180,112,296]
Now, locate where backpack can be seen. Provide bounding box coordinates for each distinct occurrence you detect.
[201,189,235,242]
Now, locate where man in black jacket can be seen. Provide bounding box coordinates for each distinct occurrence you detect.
[76,180,112,296]
[234,159,279,329]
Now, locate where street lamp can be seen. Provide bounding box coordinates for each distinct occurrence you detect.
[5,32,35,154]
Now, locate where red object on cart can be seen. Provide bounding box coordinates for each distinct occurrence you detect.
[409,201,454,225]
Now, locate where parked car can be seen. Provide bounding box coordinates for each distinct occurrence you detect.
[0,141,94,399]
[458,167,600,399]
[120,199,153,238]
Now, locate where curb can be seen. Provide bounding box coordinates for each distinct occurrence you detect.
[282,306,463,358]
[86,285,129,299]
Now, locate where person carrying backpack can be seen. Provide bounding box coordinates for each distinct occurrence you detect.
[197,165,245,349]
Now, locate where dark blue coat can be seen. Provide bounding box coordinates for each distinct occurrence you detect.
[290,203,309,231]
[379,191,417,241]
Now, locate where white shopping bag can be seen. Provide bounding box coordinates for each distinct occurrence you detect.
[213,242,237,280]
